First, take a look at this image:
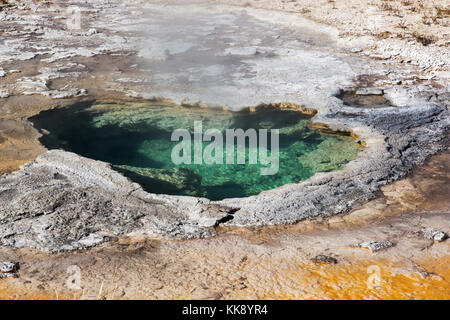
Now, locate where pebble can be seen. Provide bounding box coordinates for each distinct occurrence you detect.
[422,228,448,242]
[358,240,395,252]
[0,261,19,273]
[311,255,338,264]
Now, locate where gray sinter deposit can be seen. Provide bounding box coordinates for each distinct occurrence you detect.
[0,96,448,252]
[0,0,448,252]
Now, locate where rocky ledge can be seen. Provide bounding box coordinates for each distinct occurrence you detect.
[0,92,448,252]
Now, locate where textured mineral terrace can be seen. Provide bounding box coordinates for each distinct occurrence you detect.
[0,0,449,300]
[0,0,448,252]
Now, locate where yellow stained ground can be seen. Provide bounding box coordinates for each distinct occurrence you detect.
[0,255,448,300]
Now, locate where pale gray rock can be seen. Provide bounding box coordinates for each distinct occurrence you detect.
[14,79,48,95]
[44,87,88,99]
[0,261,19,273]
[0,88,9,98]
[0,150,232,252]
[358,240,395,252]
[422,227,448,242]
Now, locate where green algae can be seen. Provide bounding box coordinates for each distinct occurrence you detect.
[31,101,362,200]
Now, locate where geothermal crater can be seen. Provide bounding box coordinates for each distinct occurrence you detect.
[30,101,361,200]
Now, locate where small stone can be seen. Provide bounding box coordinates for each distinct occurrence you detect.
[358,240,394,252]
[311,255,338,264]
[86,28,97,36]
[422,228,448,242]
[0,89,9,98]
[0,261,19,273]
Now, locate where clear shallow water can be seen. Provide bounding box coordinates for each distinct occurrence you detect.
[31,101,362,200]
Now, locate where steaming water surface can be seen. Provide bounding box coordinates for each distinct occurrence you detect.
[31,101,362,200]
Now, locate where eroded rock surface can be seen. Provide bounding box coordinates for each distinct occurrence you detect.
[0,98,448,251]
[0,150,235,251]
[0,0,448,252]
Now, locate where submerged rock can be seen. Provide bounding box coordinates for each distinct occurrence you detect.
[297,137,361,172]
[116,165,204,197]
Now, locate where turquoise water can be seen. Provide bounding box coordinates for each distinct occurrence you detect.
[31,101,361,200]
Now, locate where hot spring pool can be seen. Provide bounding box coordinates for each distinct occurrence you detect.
[31,101,362,200]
